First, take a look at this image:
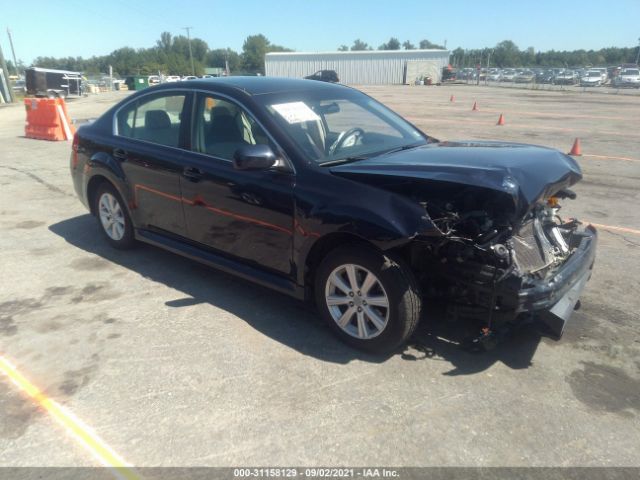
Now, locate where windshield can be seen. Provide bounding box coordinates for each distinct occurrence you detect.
[257,90,427,164]
[623,69,639,75]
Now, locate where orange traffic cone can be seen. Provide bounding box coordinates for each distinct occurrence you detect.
[472,101,478,111]
[569,138,582,156]
[450,95,455,102]
[497,114,505,126]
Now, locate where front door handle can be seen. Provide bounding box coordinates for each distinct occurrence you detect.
[113,148,128,161]
[183,166,203,182]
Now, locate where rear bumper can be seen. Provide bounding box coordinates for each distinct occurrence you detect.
[70,155,89,210]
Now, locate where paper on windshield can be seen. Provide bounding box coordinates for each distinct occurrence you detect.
[272,102,320,124]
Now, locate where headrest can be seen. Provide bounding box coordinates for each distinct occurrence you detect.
[145,110,171,130]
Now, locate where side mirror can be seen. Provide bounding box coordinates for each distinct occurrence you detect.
[319,102,340,115]
[233,144,277,171]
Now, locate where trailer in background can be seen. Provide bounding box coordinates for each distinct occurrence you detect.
[25,67,84,98]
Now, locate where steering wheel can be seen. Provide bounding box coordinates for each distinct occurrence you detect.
[328,127,365,156]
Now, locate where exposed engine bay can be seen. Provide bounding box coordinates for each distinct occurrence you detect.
[328,141,597,348]
[395,182,589,344]
[415,184,578,278]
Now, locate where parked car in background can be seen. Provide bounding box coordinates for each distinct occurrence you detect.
[553,70,577,85]
[11,79,26,93]
[515,70,535,83]
[458,68,477,81]
[591,68,608,84]
[500,69,517,82]
[182,76,198,81]
[148,76,161,86]
[580,70,603,87]
[69,77,597,353]
[165,75,181,82]
[535,70,555,84]
[304,70,339,83]
[487,69,502,81]
[613,68,640,88]
[574,68,587,79]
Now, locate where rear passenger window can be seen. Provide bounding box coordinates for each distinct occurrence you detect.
[191,95,271,160]
[116,94,186,148]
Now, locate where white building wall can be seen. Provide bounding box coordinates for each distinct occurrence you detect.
[264,50,450,85]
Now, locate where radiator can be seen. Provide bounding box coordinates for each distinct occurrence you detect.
[513,220,553,273]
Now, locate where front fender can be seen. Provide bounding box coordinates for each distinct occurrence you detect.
[320,197,439,247]
[294,189,442,287]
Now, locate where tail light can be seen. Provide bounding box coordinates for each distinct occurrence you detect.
[71,132,79,169]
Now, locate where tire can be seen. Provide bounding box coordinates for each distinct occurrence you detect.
[315,246,422,353]
[93,183,135,249]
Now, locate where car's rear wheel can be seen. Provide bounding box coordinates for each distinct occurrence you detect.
[315,246,421,353]
[94,183,135,249]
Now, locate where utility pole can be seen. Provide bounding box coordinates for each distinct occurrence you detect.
[183,27,195,76]
[0,42,14,102]
[7,28,18,75]
[636,37,640,66]
[486,49,493,85]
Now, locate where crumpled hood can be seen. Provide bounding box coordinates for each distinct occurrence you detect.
[330,141,582,217]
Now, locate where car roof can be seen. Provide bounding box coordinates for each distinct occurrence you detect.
[155,76,349,96]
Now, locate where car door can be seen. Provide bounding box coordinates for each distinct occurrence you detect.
[179,92,295,276]
[113,91,191,236]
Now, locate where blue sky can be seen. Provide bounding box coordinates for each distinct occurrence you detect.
[3,0,639,63]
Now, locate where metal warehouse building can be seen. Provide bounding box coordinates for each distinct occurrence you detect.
[265,49,450,85]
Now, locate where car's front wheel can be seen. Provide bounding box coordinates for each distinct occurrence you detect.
[315,246,422,353]
[94,183,135,249]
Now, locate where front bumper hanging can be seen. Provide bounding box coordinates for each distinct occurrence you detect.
[516,225,598,337]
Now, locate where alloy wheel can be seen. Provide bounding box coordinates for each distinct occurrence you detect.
[98,192,125,241]
[324,264,390,339]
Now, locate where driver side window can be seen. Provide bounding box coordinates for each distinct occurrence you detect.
[191,95,271,160]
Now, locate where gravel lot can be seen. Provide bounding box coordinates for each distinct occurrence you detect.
[0,84,639,468]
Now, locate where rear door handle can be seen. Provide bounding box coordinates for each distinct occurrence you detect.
[113,148,128,161]
[183,166,203,182]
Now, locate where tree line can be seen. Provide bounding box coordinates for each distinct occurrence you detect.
[451,40,638,68]
[20,33,290,77]
[337,38,445,51]
[338,37,638,68]
[9,34,638,78]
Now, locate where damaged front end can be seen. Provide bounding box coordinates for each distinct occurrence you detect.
[407,184,597,346]
[330,141,598,347]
